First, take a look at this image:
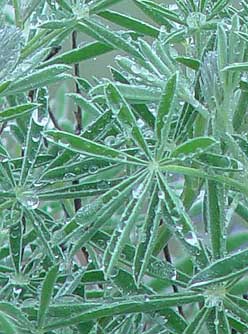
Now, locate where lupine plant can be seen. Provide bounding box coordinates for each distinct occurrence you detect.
[1,0,248,333]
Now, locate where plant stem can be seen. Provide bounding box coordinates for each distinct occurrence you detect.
[71,30,88,265]
[72,30,82,135]
[12,0,22,28]
[163,245,185,318]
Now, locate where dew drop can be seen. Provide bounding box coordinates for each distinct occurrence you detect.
[131,64,142,74]
[104,135,116,146]
[132,183,144,199]
[158,190,165,200]
[185,231,200,247]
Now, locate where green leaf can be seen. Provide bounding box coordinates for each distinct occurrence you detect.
[90,230,179,283]
[67,93,101,116]
[183,306,210,334]
[19,110,46,185]
[41,41,113,67]
[39,18,76,29]
[0,311,17,334]
[0,104,39,122]
[90,0,124,13]
[196,152,242,171]
[40,157,111,182]
[175,56,201,70]
[222,62,248,72]
[171,137,217,158]
[24,210,56,261]
[190,248,248,288]
[206,180,226,259]
[0,302,32,330]
[228,313,248,333]
[133,184,161,285]
[0,26,22,82]
[157,172,209,268]
[224,296,248,325]
[61,171,147,251]
[44,292,204,330]
[98,10,159,37]
[159,308,187,333]
[9,220,23,274]
[77,20,142,59]
[38,265,59,329]
[134,0,186,26]
[2,65,71,96]
[155,72,178,156]
[138,39,171,77]
[105,83,152,159]
[103,173,153,277]
[45,130,146,165]
[160,165,248,196]
[38,177,122,200]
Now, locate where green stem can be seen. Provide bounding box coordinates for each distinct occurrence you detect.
[12,0,22,28]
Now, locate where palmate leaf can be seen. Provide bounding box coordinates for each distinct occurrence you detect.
[77,19,142,59]
[90,230,180,283]
[61,170,147,252]
[37,265,59,329]
[157,171,209,268]
[170,136,217,158]
[133,184,161,285]
[9,218,23,274]
[89,0,124,13]
[206,180,226,260]
[190,247,248,288]
[183,306,211,334]
[155,72,178,158]
[90,82,209,118]
[0,26,23,82]
[103,173,153,277]
[0,311,17,334]
[105,83,152,159]
[0,104,39,122]
[98,10,160,37]
[2,0,248,332]
[45,130,146,165]
[44,292,204,330]
[160,164,248,196]
[1,65,71,96]
[38,177,123,200]
[40,41,113,67]
[134,0,186,26]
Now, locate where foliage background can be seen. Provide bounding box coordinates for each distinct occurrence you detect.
[1,0,248,333]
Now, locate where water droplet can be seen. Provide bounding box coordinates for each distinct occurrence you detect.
[171,270,177,281]
[109,267,119,278]
[32,135,40,142]
[214,318,219,327]
[88,165,98,174]
[63,173,76,180]
[104,135,116,146]
[13,287,22,295]
[131,64,142,74]
[24,195,39,209]
[137,118,145,128]
[158,190,165,200]
[185,231,200,247]
[97,180,109,190]
[132,183,144,199]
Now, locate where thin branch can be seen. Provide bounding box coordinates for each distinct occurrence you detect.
[12,0,22,28]
[163,245,185,318]
[71,30,88,264]
[72,30,82,135]
[48,106,62,130]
